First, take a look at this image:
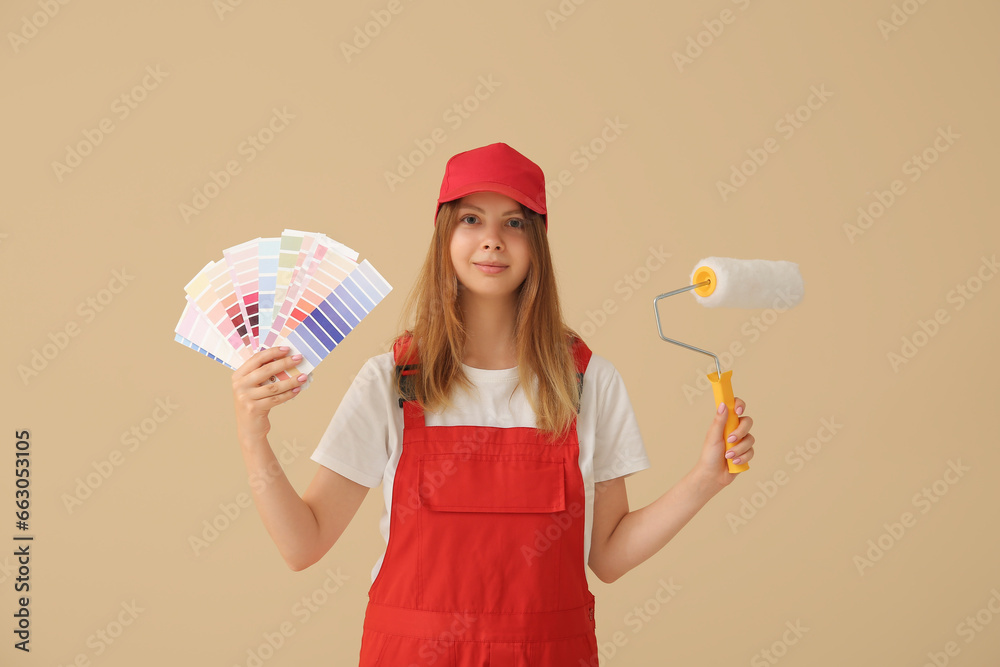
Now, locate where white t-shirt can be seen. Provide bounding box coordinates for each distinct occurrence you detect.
[309,349,652,583]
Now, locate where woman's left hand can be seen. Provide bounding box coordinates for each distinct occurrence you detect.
[692,397,755,491]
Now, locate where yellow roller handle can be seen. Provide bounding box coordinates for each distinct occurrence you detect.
[707,370,749,473]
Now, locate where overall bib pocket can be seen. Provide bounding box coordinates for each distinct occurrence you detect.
[417,453,569,611]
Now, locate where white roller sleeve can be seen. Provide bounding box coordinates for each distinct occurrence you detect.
[690,257,804,309]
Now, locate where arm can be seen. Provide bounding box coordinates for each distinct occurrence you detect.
[588,472,718,584]
[239,435,368,571]
[588,398,755,584]
[233,347,370,571]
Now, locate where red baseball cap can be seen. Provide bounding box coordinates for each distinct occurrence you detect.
[435,142,547,232]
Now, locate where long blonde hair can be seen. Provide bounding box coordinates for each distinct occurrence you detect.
[389,199,583,442]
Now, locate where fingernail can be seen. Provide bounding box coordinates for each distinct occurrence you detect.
[725,451,734,458]
[297,374,308,382]
[732,457,741,464]
[280,346,290,351]
[292,354,303,360]
[736,406,743,415]
[727,434,737,442]
[718,403,726,415]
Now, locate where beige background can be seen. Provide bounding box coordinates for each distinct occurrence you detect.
[4,0,999,665]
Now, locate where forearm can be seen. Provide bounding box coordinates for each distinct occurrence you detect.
[601,469,720,583]
[239,434,319,570]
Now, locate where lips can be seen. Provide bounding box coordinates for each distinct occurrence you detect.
[474,263,508,274]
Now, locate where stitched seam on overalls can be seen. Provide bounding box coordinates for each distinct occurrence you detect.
[366,628,594,644]
[557,449,565,600]
[416,446,424,609]
[368,600,592,615]
[421,453,563,461]
[373,630,388,667]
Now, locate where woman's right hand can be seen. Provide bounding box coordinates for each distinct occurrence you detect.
[232,346,309,442]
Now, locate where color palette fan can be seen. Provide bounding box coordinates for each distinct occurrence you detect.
[173,229,392,388]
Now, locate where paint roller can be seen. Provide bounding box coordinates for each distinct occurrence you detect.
[653,257,804,474]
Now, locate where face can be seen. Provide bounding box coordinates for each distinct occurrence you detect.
[449,190,532,299]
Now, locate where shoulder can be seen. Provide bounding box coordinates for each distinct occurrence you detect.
[578,346,621,385]
[362,350,397,377]
[579,349,629,412]
[580,348,639,405]
[344,350,397,393]
[583,351,616,379]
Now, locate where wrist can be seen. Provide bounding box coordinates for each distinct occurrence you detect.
[685,467,723,503]
[238,431,270,452]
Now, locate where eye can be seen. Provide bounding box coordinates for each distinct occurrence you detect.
[458,214,525,228]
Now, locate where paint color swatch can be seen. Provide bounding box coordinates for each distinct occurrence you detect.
[173,230,392,389]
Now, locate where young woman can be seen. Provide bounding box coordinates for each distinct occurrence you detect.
[231,142,755,666]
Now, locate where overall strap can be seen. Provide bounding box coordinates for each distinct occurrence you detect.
[392,334,419,407]
[392,334,424,427]
[569,335,593,413]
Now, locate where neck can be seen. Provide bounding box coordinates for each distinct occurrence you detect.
[457,289,519,369]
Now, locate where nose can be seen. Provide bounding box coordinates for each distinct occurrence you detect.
[480,229,503,250]
[476,219,506,250]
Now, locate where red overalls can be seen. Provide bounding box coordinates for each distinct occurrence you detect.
[357,335,599,667]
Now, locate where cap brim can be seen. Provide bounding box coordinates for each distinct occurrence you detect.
[440,181,546,216]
